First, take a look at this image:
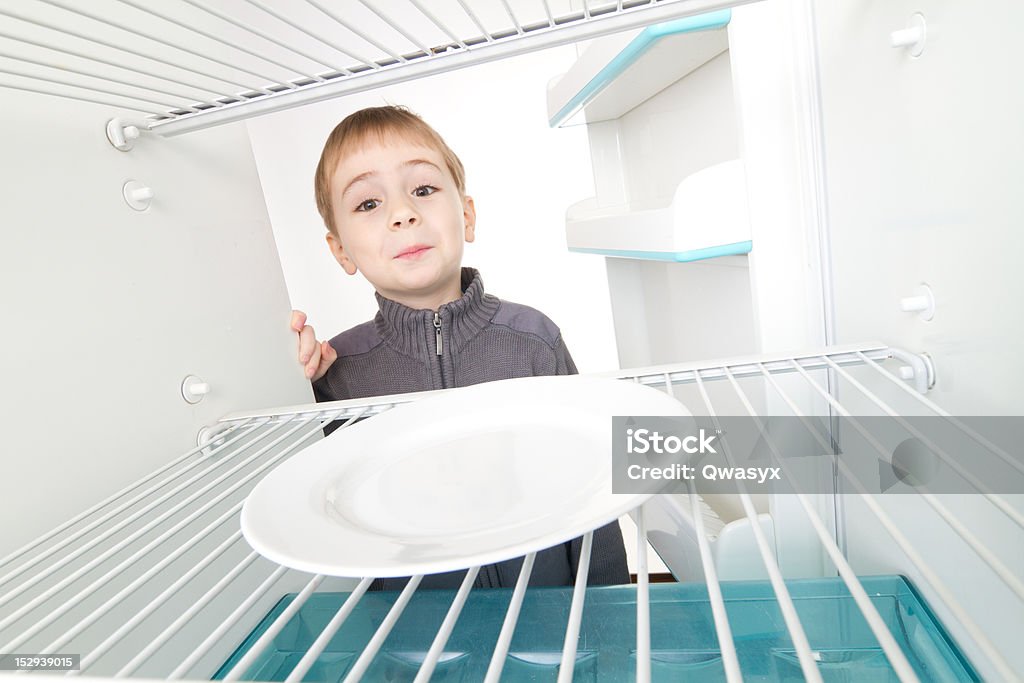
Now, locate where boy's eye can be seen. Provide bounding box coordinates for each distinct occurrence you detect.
[413,185,438,197]
[355,199,379,212]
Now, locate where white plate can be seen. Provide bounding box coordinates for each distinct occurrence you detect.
[240,375,688,577]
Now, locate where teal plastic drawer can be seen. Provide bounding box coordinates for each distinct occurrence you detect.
[215,575,977,682]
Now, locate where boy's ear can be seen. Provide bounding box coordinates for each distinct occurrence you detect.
[325,231,358,275]
[462,195,476,243]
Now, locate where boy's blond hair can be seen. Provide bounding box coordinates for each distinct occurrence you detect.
[314,105,467,235]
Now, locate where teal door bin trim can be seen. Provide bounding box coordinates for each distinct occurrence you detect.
[569,239,752,262]
[549,9,732,128]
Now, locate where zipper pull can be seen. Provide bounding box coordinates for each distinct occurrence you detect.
[433,312,442,356]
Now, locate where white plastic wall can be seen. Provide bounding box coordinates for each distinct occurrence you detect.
[0,91,313,556]
[812,0,1024,678]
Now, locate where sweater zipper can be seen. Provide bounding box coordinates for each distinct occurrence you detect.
[433,311,449,388]
[433,312,443,356]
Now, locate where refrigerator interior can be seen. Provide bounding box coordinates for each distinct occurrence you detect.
[1,0,1022,681]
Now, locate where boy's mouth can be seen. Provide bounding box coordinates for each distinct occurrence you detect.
[394,245,432,259]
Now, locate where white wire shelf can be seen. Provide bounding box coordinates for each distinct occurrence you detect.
[0,343,1018,682]
[0,0,760,137]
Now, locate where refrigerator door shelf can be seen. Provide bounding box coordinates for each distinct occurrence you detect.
[565,159,751,263]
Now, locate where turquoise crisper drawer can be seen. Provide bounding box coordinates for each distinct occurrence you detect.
[215,575,977,682]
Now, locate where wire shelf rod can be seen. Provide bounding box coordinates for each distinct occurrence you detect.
[284,577,376,683]
[635,504,651,683]
[857,351,1024,478]
[659,371,754,682]
[412,566,482,683]
[216,345,895,426]
[214,348,897,432]
[51,524,247,659]
[693,369,825,683]
[498,0,525,35]
[406,0,469,50]
[0,25,247,107]
[0,411,335,637]
[219,398,404,426]
[615,344,892,387]
[0,64,192,111]
[454,0,496,44]
[583,0,592,20]
[824,356,1024,530]
[245,0,381,71]
[742,364,922,683]
[688,480,743,682]
[223,574,327,681]
[787,360,1019,682]
[812,359,1024,600]
[303,0,403,66]
[0,416,274,601]
[167,564,290,680]
[4,500,241,655]
[540,0,555,27]
[113,0,311,92]
[0,51,206,112]
[116,550,263,677]
[354,0,431,57]
[0,80,161,114]
[176,0,343,79]
[919,491,1024,599]
[482,555,535,683]
[0,417,255,572]
[341,575,425,683]
[149,0,754,137]
[35,0,278,96]
[556,530,592,683]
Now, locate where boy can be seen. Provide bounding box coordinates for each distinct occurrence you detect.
[291,105,628,591]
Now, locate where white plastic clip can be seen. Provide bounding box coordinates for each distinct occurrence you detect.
[181,375,211,404]
[197,423,232,457]
[890,13,926,57]
[123,180,154,211]
[106,117,151,151]
[899,283,935,321]
[889,348,935,393]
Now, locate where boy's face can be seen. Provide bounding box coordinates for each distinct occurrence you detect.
[326,138,475,309]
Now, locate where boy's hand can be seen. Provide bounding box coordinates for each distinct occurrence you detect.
[291,310,338,382]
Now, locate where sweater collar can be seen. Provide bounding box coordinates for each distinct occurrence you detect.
[373,267,499,359]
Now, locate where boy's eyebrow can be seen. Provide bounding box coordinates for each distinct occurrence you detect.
[403,159,442,172]
[340,159,443,199]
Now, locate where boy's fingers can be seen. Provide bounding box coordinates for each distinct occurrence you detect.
[298,324,317,363]
[311,342,336,382]
[290,309,307,332]
[305,341,321,379]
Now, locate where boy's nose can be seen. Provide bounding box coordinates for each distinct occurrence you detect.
[389,202,418,230]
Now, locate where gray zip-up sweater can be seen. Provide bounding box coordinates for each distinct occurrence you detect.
[313,267,629,591]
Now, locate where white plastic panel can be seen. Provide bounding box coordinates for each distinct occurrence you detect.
[604,256,757,368]
[816,0,1024,415]
[0,89,314,557]
[812,2,1024,677]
